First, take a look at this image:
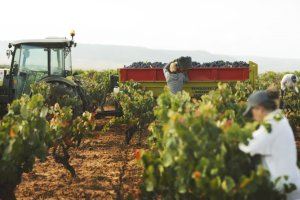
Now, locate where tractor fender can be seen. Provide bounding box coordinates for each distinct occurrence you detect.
[39,76,78,87]
[39,75,90,112]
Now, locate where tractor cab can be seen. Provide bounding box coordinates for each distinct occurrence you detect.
[0,31,85,116]
[6,35,76,99]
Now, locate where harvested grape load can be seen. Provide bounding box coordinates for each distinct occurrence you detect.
[192,60,250,68]
[124,61,167,68]
[124,60,249,68]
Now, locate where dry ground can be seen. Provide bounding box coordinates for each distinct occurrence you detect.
[16,118,147,200]
[14,119,300,200]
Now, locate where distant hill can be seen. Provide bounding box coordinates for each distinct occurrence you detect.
[0,41,299,73]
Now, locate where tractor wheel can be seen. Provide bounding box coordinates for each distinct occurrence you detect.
[0,104,8,118]
[46,82,85,117]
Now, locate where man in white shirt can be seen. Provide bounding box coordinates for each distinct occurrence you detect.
[240,90,300,200]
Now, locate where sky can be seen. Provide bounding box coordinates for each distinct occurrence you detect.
[0,0,300,59]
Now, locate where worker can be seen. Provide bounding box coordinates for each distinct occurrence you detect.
[163,57,191,94]
[239,89,300,200]
[281,74,299,96]
[280,74,299,109]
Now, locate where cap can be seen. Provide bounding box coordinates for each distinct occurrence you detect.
[243,90,270,117]
[291,75,297,83]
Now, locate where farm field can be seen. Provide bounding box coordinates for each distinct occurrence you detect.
[0,68,299,200]
[1,0,300,198]
[14,122,300,200]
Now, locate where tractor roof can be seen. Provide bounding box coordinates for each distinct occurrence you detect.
[10,37,72,47]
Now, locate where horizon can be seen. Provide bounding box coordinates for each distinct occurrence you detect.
[1,40,300,61]
[0,40,299,73]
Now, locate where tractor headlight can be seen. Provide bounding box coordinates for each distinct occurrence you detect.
[70,30,75,37]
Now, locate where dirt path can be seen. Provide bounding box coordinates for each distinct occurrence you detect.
[15,119,147,200]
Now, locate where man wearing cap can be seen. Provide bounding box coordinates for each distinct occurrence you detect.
[239,90,300,200]
[163,57,191,94]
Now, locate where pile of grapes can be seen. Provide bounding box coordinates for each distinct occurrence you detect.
[192,60,249,68]
[125,60,249,68]
[124,62,166,68]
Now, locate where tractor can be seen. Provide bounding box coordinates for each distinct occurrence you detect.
[0,31,88,116]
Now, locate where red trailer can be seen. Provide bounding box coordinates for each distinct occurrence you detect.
[118,61,258,97]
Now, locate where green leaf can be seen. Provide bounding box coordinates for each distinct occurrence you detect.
[162,151,173,167]
[210,177,221,190]
[262,122,272,133]
[221,176,236,193]
[145,166,155,192]
[178,183,187,194]
[210,168,219,175]
[40,107,48,118]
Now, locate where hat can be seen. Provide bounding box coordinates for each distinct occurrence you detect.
[291,75,297,83]
[243,90,270,117]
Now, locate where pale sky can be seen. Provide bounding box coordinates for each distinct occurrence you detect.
[1,0,300,59]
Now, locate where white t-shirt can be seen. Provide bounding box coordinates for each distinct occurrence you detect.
[239,109,300,200]
[281,74,299,93]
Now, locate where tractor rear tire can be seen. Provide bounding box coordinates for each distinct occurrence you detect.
[46,82,85,117]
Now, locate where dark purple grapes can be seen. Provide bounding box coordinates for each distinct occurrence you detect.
[192,61,249,68]
[176,57,192,69]
[125,60,249,68]
[124,61,166,69]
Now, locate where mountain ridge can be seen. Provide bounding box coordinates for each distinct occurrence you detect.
[0,41,299,72]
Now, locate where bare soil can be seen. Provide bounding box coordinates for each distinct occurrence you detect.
[15,118,147,200]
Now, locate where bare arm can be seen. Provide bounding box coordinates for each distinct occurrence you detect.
[163,63,171,80]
